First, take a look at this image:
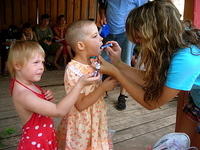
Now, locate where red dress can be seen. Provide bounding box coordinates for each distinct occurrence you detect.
[53,25,68,55]
[10,79,58,150]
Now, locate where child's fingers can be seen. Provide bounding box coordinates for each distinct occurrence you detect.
[109,79,118,87]
[103,76,116,82]
[44,90,50,95]
[105,76,113,80]
[45,93,52,99]
[80,74,100,85]
[105,41,119,48]
[81,74,99,80]
[88,73,101,81]
[44,90,55,100]
[45,94,54,101]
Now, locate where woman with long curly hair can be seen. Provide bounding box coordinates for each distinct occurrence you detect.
[99,0,200,147]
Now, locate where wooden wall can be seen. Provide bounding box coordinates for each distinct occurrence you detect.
[0,0,99,30]
[184,0,194,22]
[0,0,197,30]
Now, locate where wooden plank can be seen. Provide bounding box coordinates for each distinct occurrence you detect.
[73,0,81,21]
[50,0,58,23]
[88,0,96,19]
[5,0,13,26]
[0,124,21,139]
[45,0,51,17]
[21,0,29,23]
[58,0,65,15]
[0,136,19,150]
[66,0,74,25]
[13,0,21,26]
[110,107,176,131]
[96,4,101,26]
[113,115,176,143]
[184,0,194,21]
[28,0,37,24]
[0,104,14,113]
[114,125,175,150]
[81,0,89,19]
[0,118,21,129]
[0,0,5,30]
[38,0,45,17]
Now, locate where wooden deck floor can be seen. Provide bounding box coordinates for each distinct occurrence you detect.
[0,70,176,150]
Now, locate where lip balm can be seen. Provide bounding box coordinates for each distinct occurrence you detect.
[89,56,101,77]
[100,43,113,49]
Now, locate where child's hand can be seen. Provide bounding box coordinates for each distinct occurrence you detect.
[102,77,118,92]
[78,74,100,87]
[44,90,55,101]
[43,40,52,45]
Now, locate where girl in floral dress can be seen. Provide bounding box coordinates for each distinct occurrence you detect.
[57,20,117,150]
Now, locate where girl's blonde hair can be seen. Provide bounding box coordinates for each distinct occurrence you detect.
[7,41,45,78]
[126,0,200,101]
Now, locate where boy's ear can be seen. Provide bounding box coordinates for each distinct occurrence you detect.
[77,41,85,50]
[14,63,22,71]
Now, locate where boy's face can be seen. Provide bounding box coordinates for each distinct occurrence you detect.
[41,18,50,26]
[59,17,66,25]
[17,53,45,83]
[24,28,32,35]
[82,23,103,57]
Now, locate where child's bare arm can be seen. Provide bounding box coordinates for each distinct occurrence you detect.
[75,77,118,111]
[14,75,99,118]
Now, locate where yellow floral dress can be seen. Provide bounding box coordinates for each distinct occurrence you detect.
[57,60,112,150]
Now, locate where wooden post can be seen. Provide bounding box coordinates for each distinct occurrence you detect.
[175,91,189,131]
[175,91,200,147]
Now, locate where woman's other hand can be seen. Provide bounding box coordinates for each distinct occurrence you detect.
[98,56,118,76]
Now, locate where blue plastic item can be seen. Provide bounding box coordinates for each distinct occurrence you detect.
[99,24,110,38]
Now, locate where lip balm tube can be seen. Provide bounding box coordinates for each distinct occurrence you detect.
[89,56,101,77]
[100,43,113,49]
[92,70,99,77]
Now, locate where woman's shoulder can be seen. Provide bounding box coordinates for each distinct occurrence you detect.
[176,45,200,55]
[168,45,200,78]
[166,45,200,90]
[173,45,200,63]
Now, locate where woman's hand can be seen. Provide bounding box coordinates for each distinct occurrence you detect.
[104,41,123,66]
[98,56,118,76]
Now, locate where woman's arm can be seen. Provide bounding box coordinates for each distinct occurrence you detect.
[99,42,180,110]
[115,61,145,86]
[112,68,180,110]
